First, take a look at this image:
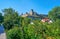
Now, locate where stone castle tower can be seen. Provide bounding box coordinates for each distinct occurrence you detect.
[29,9,34,16]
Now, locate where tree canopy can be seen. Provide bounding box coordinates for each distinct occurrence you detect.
[3,8,20,30]
[48,7,60,20]
[0,13,3,24]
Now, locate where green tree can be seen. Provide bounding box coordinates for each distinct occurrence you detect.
[0,13,3,24]
[48,7,60,21]
[3,8,20,30]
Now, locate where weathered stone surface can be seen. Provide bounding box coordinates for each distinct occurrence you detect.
[0,33,6,39]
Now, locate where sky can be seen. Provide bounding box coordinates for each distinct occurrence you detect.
[0,0,60,15]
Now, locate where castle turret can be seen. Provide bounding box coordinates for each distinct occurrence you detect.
[29,9,34,16]
[21,12,28,17]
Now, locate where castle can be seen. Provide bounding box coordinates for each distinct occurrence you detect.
[21,9,48,20]
[21,9,38,17]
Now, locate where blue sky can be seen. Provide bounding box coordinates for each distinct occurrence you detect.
[0,0,60,15]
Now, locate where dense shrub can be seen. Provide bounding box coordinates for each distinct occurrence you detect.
[6,19,60,39]
[7,27,23,39]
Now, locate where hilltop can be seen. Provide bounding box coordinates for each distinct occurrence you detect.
[21,9,48,20]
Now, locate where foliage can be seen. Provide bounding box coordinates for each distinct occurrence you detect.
[7,27,24,39]
[0,13,4,24]
[0,7,60,39]
[3,8,20,30]
[48,6,60,20]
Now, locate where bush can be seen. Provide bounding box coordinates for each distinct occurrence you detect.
[6,19,60,39]
[7,27,23,39]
